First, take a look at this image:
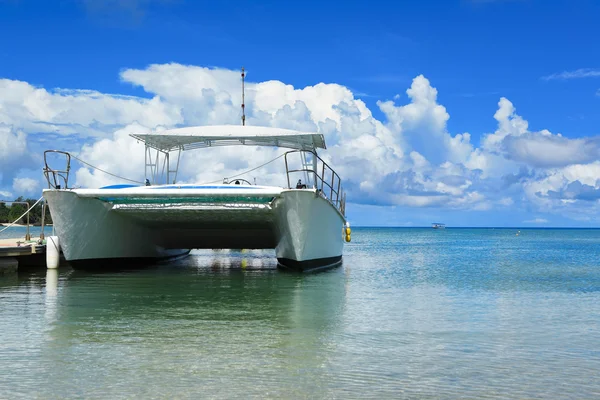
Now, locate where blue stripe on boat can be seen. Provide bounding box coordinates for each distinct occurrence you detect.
[98,184,262,190]
[99,184,140,189]
[148,185,261,190]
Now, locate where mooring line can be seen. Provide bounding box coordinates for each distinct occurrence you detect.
[69,154,144,184]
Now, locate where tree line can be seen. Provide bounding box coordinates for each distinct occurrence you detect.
[0,197,53,226]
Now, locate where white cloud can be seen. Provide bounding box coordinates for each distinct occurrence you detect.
[12,178,40,196]
[478,97,600,171]
[66,69,485,210]
[481,97,529,151]
[0,78,182,137]
[542,68,600,81]
[524,218,549,224]
[378,75,475,166]
[0,190,12,199]
[503,134,600,168]
[0,125,27,161]
[4,63,600,223]
[524,163,600,208]
[74,123,149,188]
[0,125,30,185]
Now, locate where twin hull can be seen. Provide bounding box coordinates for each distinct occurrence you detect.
[43,187,346,270]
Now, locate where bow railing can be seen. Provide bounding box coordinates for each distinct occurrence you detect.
[43,150,71,189]
[284,150,346,216]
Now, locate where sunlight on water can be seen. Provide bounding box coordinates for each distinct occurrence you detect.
[1,228,600,398]
[0,226,47,240]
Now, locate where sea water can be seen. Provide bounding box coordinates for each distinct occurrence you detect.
[0,225,47,240]
[1,227,599,399]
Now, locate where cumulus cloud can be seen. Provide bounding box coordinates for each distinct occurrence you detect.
[479,98,600,170]
[0,79,182,137]
[546,180,600,202]
[0,125,31,185]
[502,134,600,168]
[3,63,600,223]
[527,163,600,203]
[12,177,40,196]
[74,123,149,188]
[481,97,529,151]
[68,69,488,210]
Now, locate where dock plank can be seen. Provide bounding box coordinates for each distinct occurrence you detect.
[0,237,47,268]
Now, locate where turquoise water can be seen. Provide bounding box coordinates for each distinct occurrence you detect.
[0,225,48,240]
[1,228,600,398]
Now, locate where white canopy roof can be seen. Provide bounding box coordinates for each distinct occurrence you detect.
[130,125,326,152]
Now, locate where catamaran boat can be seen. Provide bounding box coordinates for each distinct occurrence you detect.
[42,125,350,271]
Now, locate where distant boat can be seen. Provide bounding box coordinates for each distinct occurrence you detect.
[432,223,446,229]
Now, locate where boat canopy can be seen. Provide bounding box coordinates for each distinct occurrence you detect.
[130,125,326,153]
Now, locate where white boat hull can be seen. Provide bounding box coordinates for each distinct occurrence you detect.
[43,185,346,271]
[273,190,345,270]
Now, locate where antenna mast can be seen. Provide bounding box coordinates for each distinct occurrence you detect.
[241,67,246,126]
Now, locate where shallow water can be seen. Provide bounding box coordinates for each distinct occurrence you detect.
[0,225,46,240]
[1,228,600,399]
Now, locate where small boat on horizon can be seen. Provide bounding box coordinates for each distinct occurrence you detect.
[432,223,446,229]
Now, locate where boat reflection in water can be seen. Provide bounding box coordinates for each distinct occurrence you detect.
[24,251,348,398]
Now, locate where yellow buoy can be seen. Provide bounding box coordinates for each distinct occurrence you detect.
[345,234,351,242]
[345,227,351,235]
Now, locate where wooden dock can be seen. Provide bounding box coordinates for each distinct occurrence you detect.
[0,237,47,274]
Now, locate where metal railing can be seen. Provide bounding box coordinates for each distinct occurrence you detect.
[43,150,71,189]
[284,150,346,215]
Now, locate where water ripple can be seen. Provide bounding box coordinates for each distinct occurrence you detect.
[1,229,600,398]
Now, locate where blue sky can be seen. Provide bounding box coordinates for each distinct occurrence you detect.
[2,0,599,136]
[1,0,600,227]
